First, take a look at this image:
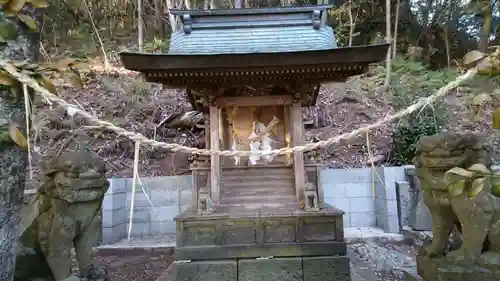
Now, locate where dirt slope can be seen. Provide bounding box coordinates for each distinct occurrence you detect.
[28,64,500,181]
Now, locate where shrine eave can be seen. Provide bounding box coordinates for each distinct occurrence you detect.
[119,43,390,87]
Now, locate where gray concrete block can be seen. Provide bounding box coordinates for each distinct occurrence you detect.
[350,212,376,227]
[303,256,351,281]
[374,182,387,199]
[321,168,372,183]
[107,178,127,194]
[150,220,176,235]
[101,223,126,244]
[150,188,177,207]
[374,197,388,216]
[349,198,374,213]
[180,189,193,205]
[325,197,350,213]
[126,190,151,208]
[125,221,150,237]
[151,176,179,192]
[322,183,348,198]
[178,175,193,191]
[345,183,372,198]
[102,192,126,211]
[151,205,178,221]
[238,257,302,281]
[386,199,399,215]
[385,213,400,233]
[375,212,400,233]
[175,260,237,281]
[375,212,388,231]
[102,208,126,228]
[180,204,191,213]
[373,167,385,182]
[384,182,398,200]
[126,207,151,222]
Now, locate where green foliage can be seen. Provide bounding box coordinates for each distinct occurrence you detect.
[143,38,170,53]
[389,57,458,165]
[392,120,440,165]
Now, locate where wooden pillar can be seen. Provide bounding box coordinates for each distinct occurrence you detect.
[210,105,221,206]
[204,114,210,150]
[284,106,292,166]
[291,102,305,207]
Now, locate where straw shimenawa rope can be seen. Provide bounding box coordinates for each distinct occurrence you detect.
[0,59,478,157]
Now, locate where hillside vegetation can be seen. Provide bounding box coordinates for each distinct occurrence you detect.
[25,0,500,179]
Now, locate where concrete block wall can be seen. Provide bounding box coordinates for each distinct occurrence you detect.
[373,166,412,233]
[321,168,376,228]
[101,175,192,244]
[100,167,412,244]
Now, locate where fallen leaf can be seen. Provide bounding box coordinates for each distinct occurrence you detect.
[9,122,28,149]
[17,14,37,30]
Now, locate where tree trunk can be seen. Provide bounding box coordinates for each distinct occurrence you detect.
[478,2,492,52]
[383,0,391,87]
[155,0,166,37]
[348,0,355,47]
[138,0,144,52]
[444,25,451,68]
[392,0,400,58]
[0,6,41,281]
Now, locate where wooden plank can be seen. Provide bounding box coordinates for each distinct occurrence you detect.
[215,95,293,107]
[210,105,221,206]
[291,103,305,208]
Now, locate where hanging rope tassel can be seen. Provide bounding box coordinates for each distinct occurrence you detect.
[127,140,141,240]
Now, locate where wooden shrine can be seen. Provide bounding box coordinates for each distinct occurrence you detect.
[121,5,388,281]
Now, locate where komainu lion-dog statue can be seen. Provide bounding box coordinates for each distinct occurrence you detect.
[413,132,500,280]
[14,150,110,281]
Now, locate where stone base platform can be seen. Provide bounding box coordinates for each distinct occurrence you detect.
[168,204,351,281]
[417,254,500,281]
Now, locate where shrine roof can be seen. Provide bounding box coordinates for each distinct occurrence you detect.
[119,5,390,100]
[167,5,337,55]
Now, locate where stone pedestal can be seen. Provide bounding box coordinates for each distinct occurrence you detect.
[417,255,500,281]
[166,205,351,281]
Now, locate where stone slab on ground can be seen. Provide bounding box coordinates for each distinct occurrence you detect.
[303,256,351,281]
[344,227,405,243]
[238,257,303,281]
[175,260,237,281]
[97,235,176,249]
[98,227,421,281]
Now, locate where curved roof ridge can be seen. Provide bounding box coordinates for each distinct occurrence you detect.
[168,5,337,55]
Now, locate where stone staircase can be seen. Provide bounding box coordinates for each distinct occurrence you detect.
[219,165,297,211]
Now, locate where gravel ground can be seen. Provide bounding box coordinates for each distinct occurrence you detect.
[90,234,421,281]
[92,247,173,281]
